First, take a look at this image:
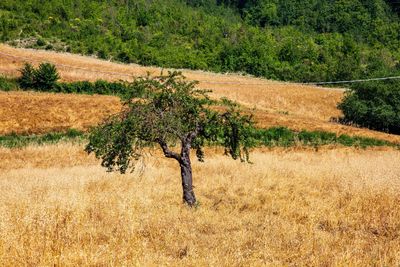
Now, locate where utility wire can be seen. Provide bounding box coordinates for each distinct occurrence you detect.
[307,76,400,85]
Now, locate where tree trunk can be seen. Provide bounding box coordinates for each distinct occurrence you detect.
[180,145,196,206]
[157,138,197,206]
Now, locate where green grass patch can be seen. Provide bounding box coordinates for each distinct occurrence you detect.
[0,70,136,98]
[252,127,395,148]
[0,129,85,148]
[0,76,18,91]
[0,127,396,149]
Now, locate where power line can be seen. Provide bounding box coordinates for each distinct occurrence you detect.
[307,76,400,85]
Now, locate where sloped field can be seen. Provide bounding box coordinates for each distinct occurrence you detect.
[1,43,400,142]
[0,44,342,120]
[1,44,400,266]
[0,91,121,135]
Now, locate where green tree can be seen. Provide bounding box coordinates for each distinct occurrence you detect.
[19,63,60,91]
[338,81,400,134]
[85,72,254,206]
[19,63,36,89]
[35,63,60,90]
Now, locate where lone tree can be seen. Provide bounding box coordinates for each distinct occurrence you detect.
[85,72,254,206]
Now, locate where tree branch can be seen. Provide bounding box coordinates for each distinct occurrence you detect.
[180,124,202,156]
[186,123,202,143]
[157,139,181,161]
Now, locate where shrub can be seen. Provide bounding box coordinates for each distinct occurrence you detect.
[338,81,400,134]
[19,63,60,90]
[19,63,36,89]
[35,63,60,90]
[53,80,133,96]
[36,38,46,46]
[0,76,17,91]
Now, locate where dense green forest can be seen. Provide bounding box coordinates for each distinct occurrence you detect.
[1,0,400,82]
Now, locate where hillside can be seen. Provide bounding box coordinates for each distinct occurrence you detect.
[1,44,400,143]
[2,2,400,265]
[1,0,400,82]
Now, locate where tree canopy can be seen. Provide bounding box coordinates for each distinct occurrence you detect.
[338,80,400,134]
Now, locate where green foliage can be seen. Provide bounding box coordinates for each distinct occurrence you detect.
[19,63,59,90]
[35,63,60,90]
[1,126,394,149]
[54,80,134,97]
[1,0,400,82]
[0,129,84,148]
[252,127,393,148]
[19,63,36,89]
[338,81,400,134]
[0,75,17,91]
[36,38,46,46]
[85,72,255,173]
[16,63,134,97]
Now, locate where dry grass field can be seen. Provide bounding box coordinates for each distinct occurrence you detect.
[0,43,343,121]
[1,44,400,142]
[2,90,400,143]
[1,44,400,266]
[0,91,121,135]
[0,143,400,266]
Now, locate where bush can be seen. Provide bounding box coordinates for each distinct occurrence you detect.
[0,76,18,91]
[54,80,133,96]
[19,63,36,89]
[36,38,46,46]
[18,62,139,97]
[35,63,60,90]
[19,63,60,90]
[338,81,400,134]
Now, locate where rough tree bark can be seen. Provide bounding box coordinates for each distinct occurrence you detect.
[180,139,196,206]
[158,136,197,206]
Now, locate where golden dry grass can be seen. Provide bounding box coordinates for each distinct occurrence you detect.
[1,90,400,143]
[1,143,400,266]
[2,44,400,143]
[0,91,121,135]
[0,43,342,119]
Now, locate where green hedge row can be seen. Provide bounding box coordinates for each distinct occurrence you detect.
[0,129,84,148]
[17,63,135,97]
[1,127,394,149]
[251,127,392,148]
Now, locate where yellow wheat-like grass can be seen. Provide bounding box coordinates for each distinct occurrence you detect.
[2,44,400,143]
[1,143,400,266]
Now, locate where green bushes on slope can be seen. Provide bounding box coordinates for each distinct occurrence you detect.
[1,0,399,82]
[338,81,400,134]
[0,127,394,148]
[19,63,60,90]
[18,63,134,97]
